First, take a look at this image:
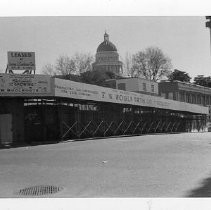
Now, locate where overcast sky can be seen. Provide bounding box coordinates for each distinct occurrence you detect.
[0,16,210,79]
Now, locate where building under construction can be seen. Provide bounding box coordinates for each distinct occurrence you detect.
[0,33,209,146]
[0,73,208,146]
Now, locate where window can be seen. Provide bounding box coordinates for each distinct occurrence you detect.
[117,83,126,90]
[151,84,154,92]
[143,83,146,91]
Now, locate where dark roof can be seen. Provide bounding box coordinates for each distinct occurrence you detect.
[97,32,117,52]
[97,41,117,52]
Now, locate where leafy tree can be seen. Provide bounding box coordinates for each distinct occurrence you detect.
[131,47,172,81]
[80,70,119,87]
[54,74,82,82]
[168,69,191,82]
[193,75,211,87]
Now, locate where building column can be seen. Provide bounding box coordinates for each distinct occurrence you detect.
[192,94,196,104]
[201,95,205,105]
[206,95,209,106]
[184,92,187,103]
[178,91,182,101]
[174,91,179,101]
[189,93,192,103]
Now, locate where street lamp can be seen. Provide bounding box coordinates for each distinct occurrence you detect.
[205,16,211,55]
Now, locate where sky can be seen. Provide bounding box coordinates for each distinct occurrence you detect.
[0,16,210,79]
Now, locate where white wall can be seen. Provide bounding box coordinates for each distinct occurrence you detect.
[116,78,158,95]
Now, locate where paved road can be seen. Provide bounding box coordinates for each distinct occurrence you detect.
[0,133,211,197]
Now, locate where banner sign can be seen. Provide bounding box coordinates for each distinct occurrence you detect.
[0,74,207,114]
[54,78,208,114]
[7,51,35,70]
[0,74,53,96]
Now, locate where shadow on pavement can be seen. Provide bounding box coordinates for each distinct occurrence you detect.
[186,173,211,197]
[0,132,197,150]
[0,141,60,150]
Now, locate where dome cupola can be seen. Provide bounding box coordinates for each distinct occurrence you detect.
[92,32,123,76]
[97,32,117,52]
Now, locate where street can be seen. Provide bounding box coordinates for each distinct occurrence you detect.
[0,132,211,197]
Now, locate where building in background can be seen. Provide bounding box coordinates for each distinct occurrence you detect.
[115,77,159,96]
[158,80,211,126]
[158,80,211,105]
[92,32,123,75]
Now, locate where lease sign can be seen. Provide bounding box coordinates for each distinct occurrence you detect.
[7,51,35,70]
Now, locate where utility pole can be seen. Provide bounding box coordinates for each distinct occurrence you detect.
[205,16,211,56]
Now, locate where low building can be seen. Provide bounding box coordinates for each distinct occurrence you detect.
[158,80,211,128]
[0,74,208,147]
[115,77,159,96]
[158,80,211,106]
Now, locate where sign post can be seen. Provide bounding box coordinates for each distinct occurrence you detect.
[6,51,36,74]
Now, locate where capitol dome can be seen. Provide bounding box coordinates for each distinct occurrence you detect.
[92,32,123,75]
[97,32,117,52]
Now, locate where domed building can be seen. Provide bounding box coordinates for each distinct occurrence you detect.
[92,32,123,75]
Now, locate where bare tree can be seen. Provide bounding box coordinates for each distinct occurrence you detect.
[73,53,94,74]
[42,63,56,76]
[42,53,94,76]
[123,52,133,77]
[131,47,172,81]
[55,55,76,75]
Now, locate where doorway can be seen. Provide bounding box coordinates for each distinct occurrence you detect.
[0,114,13,145]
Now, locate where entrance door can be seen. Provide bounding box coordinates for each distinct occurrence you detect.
[0,114,13,145]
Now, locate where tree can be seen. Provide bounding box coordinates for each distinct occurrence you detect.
[42,53,94,76]
[80,70,119,87]
[168,69,191,82]
[55,55,77,75]
[131,47,172,81]
[73,53,94,74]
[42,64,56,76]
[123,52,133,77]
[193,75,211,87]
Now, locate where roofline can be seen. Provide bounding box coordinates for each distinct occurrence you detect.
[160,80,211,90]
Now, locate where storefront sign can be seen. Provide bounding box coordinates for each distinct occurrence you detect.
[54,78,208,114]
[7,51,35,70]
[0,74,207,114]
[0,74,53,96]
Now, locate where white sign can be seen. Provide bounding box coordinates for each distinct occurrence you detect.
[7,51,35,70]
[0,74,53,96]
[54,78,208,115]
